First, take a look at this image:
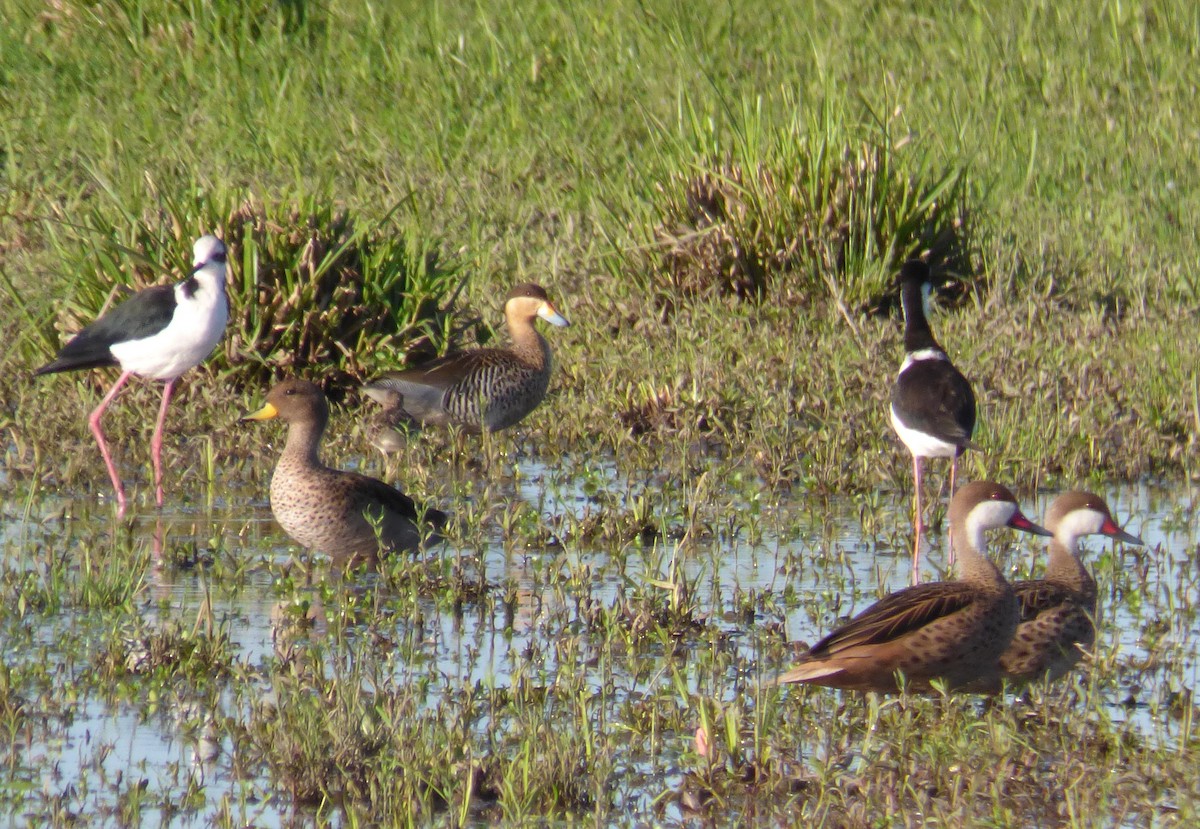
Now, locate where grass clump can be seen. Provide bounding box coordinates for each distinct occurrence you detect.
[23,186,460,387]
[32,0,314,45]
[222,197,459,384]
[237,640,607,822]
[94,619,234,684]
[643,97,972,309]
[246,680,396,808]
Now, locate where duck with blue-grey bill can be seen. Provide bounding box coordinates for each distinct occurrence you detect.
[363,283,569,439]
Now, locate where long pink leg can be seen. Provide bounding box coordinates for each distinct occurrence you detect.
[151,517,165,562]
[88,371,133,517]
[911,455,925,585]
[150,378,177,509]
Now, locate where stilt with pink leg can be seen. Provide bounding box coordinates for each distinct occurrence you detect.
[34,237,229,516]
[910,454,924,583]
[149,377,181,508]
[888,260,976,584]
[85,370,134,515]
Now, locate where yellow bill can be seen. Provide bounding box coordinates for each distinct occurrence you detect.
[242,402,279,421]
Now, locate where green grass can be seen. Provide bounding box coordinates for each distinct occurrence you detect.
[635,94,972,306]
[2,0,1200,825]
[5,0,1198,488]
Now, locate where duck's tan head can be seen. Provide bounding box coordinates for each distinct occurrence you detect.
[949,480,1052,553]
[242,378,329,426]
[1045,491,1143,547]
[504,283,570,328]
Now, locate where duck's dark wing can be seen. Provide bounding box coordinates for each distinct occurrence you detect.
[343,471,447,528]
[808,582,979,656]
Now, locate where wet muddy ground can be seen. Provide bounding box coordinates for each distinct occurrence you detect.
[2,455,1194,826]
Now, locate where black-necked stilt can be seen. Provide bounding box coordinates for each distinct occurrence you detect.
[888,259,977,583]
[242,379,447,565]
[34,235,230,516]
[775,481,1049,693]
[363,283,569,435]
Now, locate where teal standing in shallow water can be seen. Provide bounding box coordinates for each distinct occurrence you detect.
[966,491,1143,693]
[243,379,446,565]
[775,481,1050,694]
[888,260,977,584]
[363,283,570,440]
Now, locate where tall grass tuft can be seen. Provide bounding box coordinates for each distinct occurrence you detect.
[223,197,460,384]
[25,184,462,387]
[641,94,973,310]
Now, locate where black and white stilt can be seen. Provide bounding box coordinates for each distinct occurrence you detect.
[34,235,230,516]
[888,259,977,584]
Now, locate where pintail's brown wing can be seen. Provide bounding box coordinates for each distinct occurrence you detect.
[808,582,980,657]
[1010,579,1080,623]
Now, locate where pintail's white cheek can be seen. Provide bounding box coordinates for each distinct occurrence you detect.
[1056,509,1106,539]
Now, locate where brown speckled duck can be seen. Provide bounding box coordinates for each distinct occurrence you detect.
[363,283,569,437]
[243,379,446,564]
[360,384,411,455]
[971,491,1143,692]
[775,481,1050,693]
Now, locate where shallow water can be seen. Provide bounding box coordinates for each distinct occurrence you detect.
[2,462,1197,826]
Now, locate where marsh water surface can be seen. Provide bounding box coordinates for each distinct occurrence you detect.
[3,458,1196,826]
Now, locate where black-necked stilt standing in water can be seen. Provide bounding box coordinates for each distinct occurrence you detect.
[34,235,230,517]
[888,259,977,584]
